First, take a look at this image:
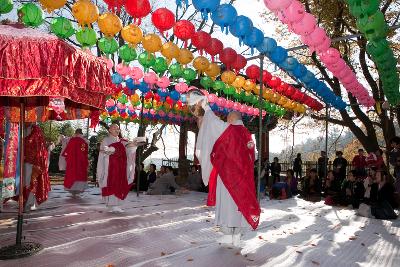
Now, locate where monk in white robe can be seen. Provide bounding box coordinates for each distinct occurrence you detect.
[97,124,144,212]
[189,91,260,247]
[58,135,69,171]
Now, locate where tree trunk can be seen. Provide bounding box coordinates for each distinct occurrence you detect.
[177,122,189,185]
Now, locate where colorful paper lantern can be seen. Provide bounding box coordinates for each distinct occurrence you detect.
[243,27,264,54]
[98,12,122,37]
[142,33,162,53]
[192,0,221,20]
[76,27,97,47]
[219,47,237,70]
[169,63,183,78]
[177,48,194,65]
[119,44,137,62]
[200,77,214,89]
[183,68,197,82]
[103,0,126,12]
[153,57,169,74]
[121,24,143,47]
[221,71,237,85]
[229,15,253,45]
[191,31,212,55]
[50,17,75,39]
[125,0,151,25]
[205,63,221,79]
[0,0,13,14]
[173,20,195,47]
[211,4,238,34]
[138,51,156,71]
[39,0,66,13]
[231,54,247,73]
[205,38,223,61]
[72,0,99,28]
[193,56,210,74]
[18,3,43,27]
[161,42,180,63]
[151,8,175,35]
[98,37,119,55]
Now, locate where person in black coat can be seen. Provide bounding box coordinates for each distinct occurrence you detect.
[270,157,281,184]
[371,170,398,219]
[293,153,302,179]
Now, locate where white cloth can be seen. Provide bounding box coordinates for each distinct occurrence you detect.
[195,107,245,228]
[58,136,69,171]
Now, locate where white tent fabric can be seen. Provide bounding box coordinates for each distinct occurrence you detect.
[0,185,399,267]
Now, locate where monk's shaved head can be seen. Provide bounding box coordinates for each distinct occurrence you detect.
[227,111,242,123]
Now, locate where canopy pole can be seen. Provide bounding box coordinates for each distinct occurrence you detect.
[136,95,145,197]
[257,55,264,202]
[324,106,329,181]
[16,101,25,245]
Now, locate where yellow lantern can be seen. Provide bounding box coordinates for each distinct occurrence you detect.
[243,79,255,92]
[39,0,66,13]
[271,93,280,103]
[263,89,273,101]
[72,0,99,28]
[193,56,210,74]
[121,24,143,47]
[130,93,140,103]
[163,102,171,110]
[142,33,162,53]
[98,12,122,37]
[232,76,245,88]
[221,71,236,85]
[161,42,180,63]
[278,96,288,106]
[177,48,194,65]
[205,63,221,79]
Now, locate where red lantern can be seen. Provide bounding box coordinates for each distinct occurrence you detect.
[165,96,174,105]
[125,0,151,25]
[231,54,247,73]
[219,48,237,70]
[262,70,272,84]
[286,86,296,96]
[268,76,281,88]
[173,20,195,47]
[246,65,260,80]
[103,0,126,12]
[276,82,288,94]
[153,94,161,102]
[151,8,175,36]
[205,38,223,62]
[191,31,211,55]
[145,91,154,100]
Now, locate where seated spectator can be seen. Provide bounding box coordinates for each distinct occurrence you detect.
[285,169,297,196]
[147,164,157,186]
[148,166,180,195]
[323,170,341,197]
[270,182,290,200]
[371,170,398,220]
[301,168,321,202]
[363,167,378,204]
[393,156,400,193]
[186,166,204,192]
[340,170,365,208]
[136,163,148,192]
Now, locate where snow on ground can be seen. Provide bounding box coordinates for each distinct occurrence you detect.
[0,185,399,267]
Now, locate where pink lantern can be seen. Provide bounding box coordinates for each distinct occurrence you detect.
[239,105,247,113]
[201,89,209,96]
[116,63,130,77]
[283,0,305,23]
[217,97,227,107]
[262,111,267,117]
[150,109,156,115]
[159,110,166,117]
[168,112,174,118]
[253,108,260,116]
[175,82,189,93]
[232,102,239,111]
[106,99,115,107]
[130,67,144,83]
[144,71,158,87]
[307,27,327,46]
[117,103,126,109]
[291,13,316,36]
[157,76,170,89]
[207,94,217,103]
[319,48,341,65]
[275,9,290,24]
[226,100,234,109]
[314,38,331,54]
[264,0,293,11]
[327,58,346,72]
[342,72,356,85]
[104,57,114,70]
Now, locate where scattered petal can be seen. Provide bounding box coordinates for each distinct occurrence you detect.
[361,243,365,246]
[311,244,317,247]
[312,260,320,265]
[296,251,303,254]
[161,252,166,256]
[258,236,263,240]
[187,258,194,261]
[349,237,357,240]
[235,252,241,255]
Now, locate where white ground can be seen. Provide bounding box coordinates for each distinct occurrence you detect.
[0,185,399,267]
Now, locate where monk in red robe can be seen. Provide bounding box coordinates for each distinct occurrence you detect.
[62,129,89,197]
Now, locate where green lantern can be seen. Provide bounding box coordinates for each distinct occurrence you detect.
[18,3,43,27]
[98,37,119,55]
[0,0,13,14]
[212,80,225,91]
[182,68,197,82]
[348,0,379,18]
[76,27,97,47]
[118,94,128,104]
[138,52,156,70]
[153,57,168,74]
[169,63,183,78]
[200,77,214,89]
[119,44,137,63]
[357,11,387,41]
[224,85,235,95]
[50,17,75,39]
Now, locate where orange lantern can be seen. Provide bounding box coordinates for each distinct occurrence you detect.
[161,42,180,63]
[177,48,194,65]
[98,12,122,36]
[221,71,236,85]
[72,0,99,28]
[121,24,143,47]
[243,79,255,92]
[232,75,245,88]
[205,63,221,79]
[142,33,162,53]
[39,0,66,13]
[193,56,210,74]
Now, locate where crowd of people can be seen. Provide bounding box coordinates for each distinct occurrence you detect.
[260,138,400,220]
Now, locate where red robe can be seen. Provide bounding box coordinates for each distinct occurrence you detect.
[208,125,261,230]
[101,141,131,200]
[24,125,50,205]
[62,136,88,189]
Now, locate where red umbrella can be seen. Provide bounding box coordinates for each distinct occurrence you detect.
[0,23,114,259]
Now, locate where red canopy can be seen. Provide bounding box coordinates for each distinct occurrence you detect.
[0,24,115,110]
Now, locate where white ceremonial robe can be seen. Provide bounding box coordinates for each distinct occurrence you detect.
[196,107,246,230]
[58,136,69,171]
[97,136,136,206]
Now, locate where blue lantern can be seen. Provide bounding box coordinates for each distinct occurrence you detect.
[243,27,264,54]
[192,0,221,20]
[301,70,315,83]
[211,4,237,34]
[229,15,253,45]
[282,57,298,71]
[292,64,307,79]
[112,73,124,85]
[170,90,180,101]
[180,94,187,103]
[176,0,188,8]
[125,78,137,90]
[157,88,169,98]
[257,37,277,54]
[106,106,116,113]
[138,81,150,93]
[269,46,287,63]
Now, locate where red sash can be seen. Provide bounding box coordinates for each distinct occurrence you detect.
[208,125,261,230]
[101,141,130,200]
[62,136,88,189]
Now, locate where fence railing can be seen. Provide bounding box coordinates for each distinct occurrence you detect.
[278,161,355,176]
